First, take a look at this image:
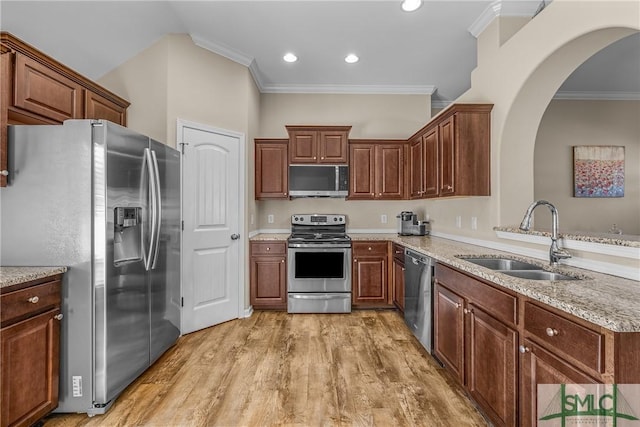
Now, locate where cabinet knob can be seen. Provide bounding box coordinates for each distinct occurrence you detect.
[454,302,461,309]
[446,185,453,190]
[519,345,531,354]
[321,157,324,160]
[0,170,8,177]
[402,267,405,271]
[281,259,285,263]
[314,156,317,160]
[266,247,270,251]
[284,192,287,196]
[545,327,559,337]
[463,308,472,315]
[28,296,39,304]
[368,247,372,251]
[354,258,358,263]
[54,313,64,321]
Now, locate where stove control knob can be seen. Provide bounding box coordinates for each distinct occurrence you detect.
[334,218,337,222]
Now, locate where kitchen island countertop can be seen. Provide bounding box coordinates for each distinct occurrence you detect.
[251,232,640,332]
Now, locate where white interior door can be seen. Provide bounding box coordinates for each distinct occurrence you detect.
[179,120,244,334]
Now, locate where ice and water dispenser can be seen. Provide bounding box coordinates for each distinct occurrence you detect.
[113,207,142,265]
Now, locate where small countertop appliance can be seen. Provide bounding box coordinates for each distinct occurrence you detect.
[397,211,429,236]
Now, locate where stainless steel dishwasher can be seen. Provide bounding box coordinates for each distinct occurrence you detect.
[404,249,433,353]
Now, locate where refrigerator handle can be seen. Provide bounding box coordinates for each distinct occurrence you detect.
[150,149,162,270]
[144,148,158,271]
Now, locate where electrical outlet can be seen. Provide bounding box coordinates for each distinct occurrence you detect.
[381,214,387,224]
[455,215,462,228]
[471,216,478,230]
[267,214,274,224]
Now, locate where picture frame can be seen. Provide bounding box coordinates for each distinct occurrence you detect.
[573,145,624,198]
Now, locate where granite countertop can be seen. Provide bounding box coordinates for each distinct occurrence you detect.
[494,226,640,248]
[250,232,640,333]
[0,266,67,289]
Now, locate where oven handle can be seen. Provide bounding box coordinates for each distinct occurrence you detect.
[288,294,350,300]
[287,244,352,249]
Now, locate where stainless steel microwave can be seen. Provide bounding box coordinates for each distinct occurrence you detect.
[288,165,349,197]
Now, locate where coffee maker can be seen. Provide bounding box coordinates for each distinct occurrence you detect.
[396,211,429,236]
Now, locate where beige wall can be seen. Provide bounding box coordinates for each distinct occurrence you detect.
[99,36,170,145]
[534,100,640,235]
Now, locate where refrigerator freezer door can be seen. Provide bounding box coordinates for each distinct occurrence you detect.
[149,140,181,363]
[149,139,181,363]
[93,121,151,404]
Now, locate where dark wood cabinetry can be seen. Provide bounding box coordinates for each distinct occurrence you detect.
[250,241,287,309]
[286,125,350,164]
[348,140,406,200]
[352,241,391,307]
[0,32,129,187]
[255,139,289,200]
[391,243,405,311]
[434,263,518,427]
[409,104,492,199]
[1,273,63,427]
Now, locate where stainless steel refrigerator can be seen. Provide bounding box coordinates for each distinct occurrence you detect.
[0,120,181,415]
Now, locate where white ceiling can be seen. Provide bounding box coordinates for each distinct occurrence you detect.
[1,1,638,105]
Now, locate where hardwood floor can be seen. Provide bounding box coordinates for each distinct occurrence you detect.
[44,311,487,426]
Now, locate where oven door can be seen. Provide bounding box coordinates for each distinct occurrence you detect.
[287,246,352,293]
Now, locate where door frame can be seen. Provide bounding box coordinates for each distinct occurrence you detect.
[176,118,247,333]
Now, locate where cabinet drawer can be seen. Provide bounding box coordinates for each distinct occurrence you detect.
[435,263,517,326]
[524,302,604,373]
[353,241,388,256]
[1,280,61,325]
[251,241,286,256]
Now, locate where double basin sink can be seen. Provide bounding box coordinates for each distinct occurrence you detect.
[458,257,580,281]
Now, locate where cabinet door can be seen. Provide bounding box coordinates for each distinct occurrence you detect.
[1,309,60,427]
[439,115,456,196]
[433,282,465,383]
[519,339,599,427]
[466,304,518,427]
[423,127,439,197]
[84,90,127,125]
[0,46,11,187]
[250,255,287,309]
[289,130,318,163]
[392,257,405,311]
[376,144,404,199]
[255,141,289,199]
[318,130,348,163]
[409,136,424,199]
[13,53,83,123]
[353,256,388,306]
[348,144,375,199]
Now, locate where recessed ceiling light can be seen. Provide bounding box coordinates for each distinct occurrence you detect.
[401,0,422,12]
[344,54,359,64]
[283,53,297,63]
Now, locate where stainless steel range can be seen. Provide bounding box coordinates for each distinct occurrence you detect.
[287,214,352,313]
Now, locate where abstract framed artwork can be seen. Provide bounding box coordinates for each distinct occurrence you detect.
[573,145,624,198]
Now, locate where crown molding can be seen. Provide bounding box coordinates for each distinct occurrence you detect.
[260,84,436,95]
[553,91,640,101]
[191,34,253,67]
[468,0,544,38]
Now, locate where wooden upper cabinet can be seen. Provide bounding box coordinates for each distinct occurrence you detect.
[14,52,83,123]
[286,125,350,164]
[408,104,492,199]
[409,135,424,199]
[84,90,127,126]
[348,140,406,200]
[255,139,289,200]
[0,32,130,187]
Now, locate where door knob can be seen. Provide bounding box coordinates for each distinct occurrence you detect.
[231,233,240,240]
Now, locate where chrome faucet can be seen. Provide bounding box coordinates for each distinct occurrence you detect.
[519,200,571,266]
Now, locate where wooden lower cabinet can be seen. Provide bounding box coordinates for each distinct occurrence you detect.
[434,264,518,427]
[352,241,391,307]
[519,338,599,427]
[250,241,287,309]
[466,304,518,427]
[1,274,63,427]
[391,244,405,311]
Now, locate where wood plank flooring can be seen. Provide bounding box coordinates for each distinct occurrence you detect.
[43,310,487,427]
